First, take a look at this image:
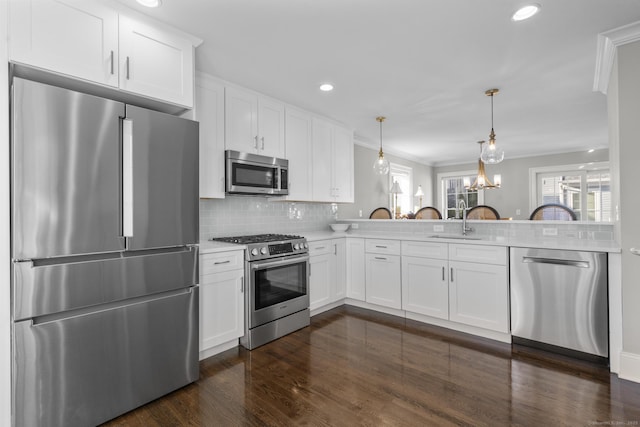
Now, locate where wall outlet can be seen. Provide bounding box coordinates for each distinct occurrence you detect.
[516,209,521,216]
[358,210,362,218]
[351,223,359,229]
[433,224,444,232]
[542,228,558,236]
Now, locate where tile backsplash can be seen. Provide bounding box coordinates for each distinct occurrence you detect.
[199,196,339,240]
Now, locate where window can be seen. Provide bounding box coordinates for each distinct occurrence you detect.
[389,164,413,217]
[530,163,610,221]
[437,171,484,219]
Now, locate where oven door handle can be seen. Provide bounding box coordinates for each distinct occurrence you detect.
[250,255,309,271]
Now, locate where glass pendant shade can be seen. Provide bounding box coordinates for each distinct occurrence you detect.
[373,116,390,175]
[480,138,505,164]
[465,141,501,190]
[373,152,390,175]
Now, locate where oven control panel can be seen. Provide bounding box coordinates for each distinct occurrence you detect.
[247,239,308,261]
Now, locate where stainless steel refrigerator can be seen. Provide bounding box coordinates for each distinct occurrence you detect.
[11,78,200,427]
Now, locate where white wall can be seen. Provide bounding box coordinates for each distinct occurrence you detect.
[613,40,640,382]
[1,0,11,423]
[339,144,434,219]
[433,149,609,220]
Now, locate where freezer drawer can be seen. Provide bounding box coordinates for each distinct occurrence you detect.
[13,247,197,320]
[510,247,608,358]
[13,287,199,427]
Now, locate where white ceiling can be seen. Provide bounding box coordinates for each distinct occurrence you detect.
[119,0,640,166]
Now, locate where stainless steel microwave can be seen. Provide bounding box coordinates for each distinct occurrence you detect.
[225,150,289,196]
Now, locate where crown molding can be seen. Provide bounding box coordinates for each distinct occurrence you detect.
[594,20,640,94]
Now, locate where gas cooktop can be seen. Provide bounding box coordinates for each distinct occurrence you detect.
[211,234,308,261]
[211,233,304,245]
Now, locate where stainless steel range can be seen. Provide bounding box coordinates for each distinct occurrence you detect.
[212,234,310,349]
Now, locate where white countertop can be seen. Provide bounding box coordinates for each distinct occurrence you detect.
[198,240,246,254]
[301,230,620,253]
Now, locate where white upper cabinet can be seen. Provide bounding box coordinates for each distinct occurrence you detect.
[284,107,313,201]
[9,0,198,108]
[195,73,225,199]
[311,117,354,203]
[225,86,285,158]
[118,15,194,107]
[9,0,119,87]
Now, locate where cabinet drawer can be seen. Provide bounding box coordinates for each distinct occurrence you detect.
[448,244,507,265]
[309,240,334,256]
[366,239,401,255]
[200,250,244,275]
[401,240,448,259]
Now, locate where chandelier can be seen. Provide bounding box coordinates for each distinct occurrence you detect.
[465,141,501,190]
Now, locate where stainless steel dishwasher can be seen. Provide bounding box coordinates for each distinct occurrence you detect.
[510,247,608,361]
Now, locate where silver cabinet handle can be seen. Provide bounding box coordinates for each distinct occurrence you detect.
[126,56,130,79]
[214,260,231,265]
[122,118,134,239]
[375,245,387,248]
[254,135,258,149]
[374,257,387,260]
[261,136,265,150]
[442,266,445,281]
[334,244,337,255]
[240,277,244,293]
[631,248,640,256]
[450,267,453,282]
[110,50,114,75]
[314,246,326,250]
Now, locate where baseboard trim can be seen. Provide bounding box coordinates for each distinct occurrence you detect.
[199,339,238,361]
[619,352,640,383]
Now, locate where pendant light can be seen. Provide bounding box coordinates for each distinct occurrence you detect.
[480,89,505,164]
[464,141,501,190]
[373,116,390,175]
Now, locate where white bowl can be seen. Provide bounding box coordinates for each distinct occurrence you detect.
[330,223,350,232]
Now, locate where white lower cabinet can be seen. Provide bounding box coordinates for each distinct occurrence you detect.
[346,237,366,301]
[448,260,509,333]
[365,253,401,310]
[401,256,448,319]
[309,239,345,312]
[199,250,245,356]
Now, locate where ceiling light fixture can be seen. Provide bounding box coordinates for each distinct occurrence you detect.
[588,148,595,153]
[465,141,501,190]
[136,0,162,7]
[512,4,541,21]
[319,83,334,92]
[480,88,505,164]
[373,116,390,175]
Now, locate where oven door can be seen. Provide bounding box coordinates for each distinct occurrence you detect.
[249,255,309,328]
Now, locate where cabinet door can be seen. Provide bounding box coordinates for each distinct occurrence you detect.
[119,15,194,107]
[346,238,366,301]
[311,117,333,202]
[196,74,225,198]
[284,107,313,201]
[402,256,448,319]
[332,125,354,203]
[200,269,244,351]
[365,254,401,309]
[9,0,118,87]
[225,86,259,153]
[257,97,285,158]
[449,261,509,333]
[334,239,347,301]
[309,253,333,311]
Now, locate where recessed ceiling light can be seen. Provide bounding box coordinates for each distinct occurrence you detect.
[136,0,162,7]
[588,148,595,153]
[512,4,541,21]
[319,83,334,92]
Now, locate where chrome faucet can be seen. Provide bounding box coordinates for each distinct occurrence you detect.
[458,199,474,235]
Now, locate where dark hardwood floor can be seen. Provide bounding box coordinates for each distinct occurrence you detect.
[103,306,640,426]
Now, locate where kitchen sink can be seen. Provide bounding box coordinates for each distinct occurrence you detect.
[427,234,483,241]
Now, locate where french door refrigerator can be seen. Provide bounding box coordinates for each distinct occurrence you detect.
[11,78,199,427]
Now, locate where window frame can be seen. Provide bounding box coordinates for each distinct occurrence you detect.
[437,170,485,219]
[529,162,610,221]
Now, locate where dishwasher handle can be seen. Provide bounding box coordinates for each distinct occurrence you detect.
[522,256,589,268]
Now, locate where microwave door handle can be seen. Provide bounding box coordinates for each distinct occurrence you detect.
[122,118,134,240]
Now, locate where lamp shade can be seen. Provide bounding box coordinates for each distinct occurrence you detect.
[390,181,402,194]
[414,185,424,197]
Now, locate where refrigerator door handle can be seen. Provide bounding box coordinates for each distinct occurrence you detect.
[122,118,134,239]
